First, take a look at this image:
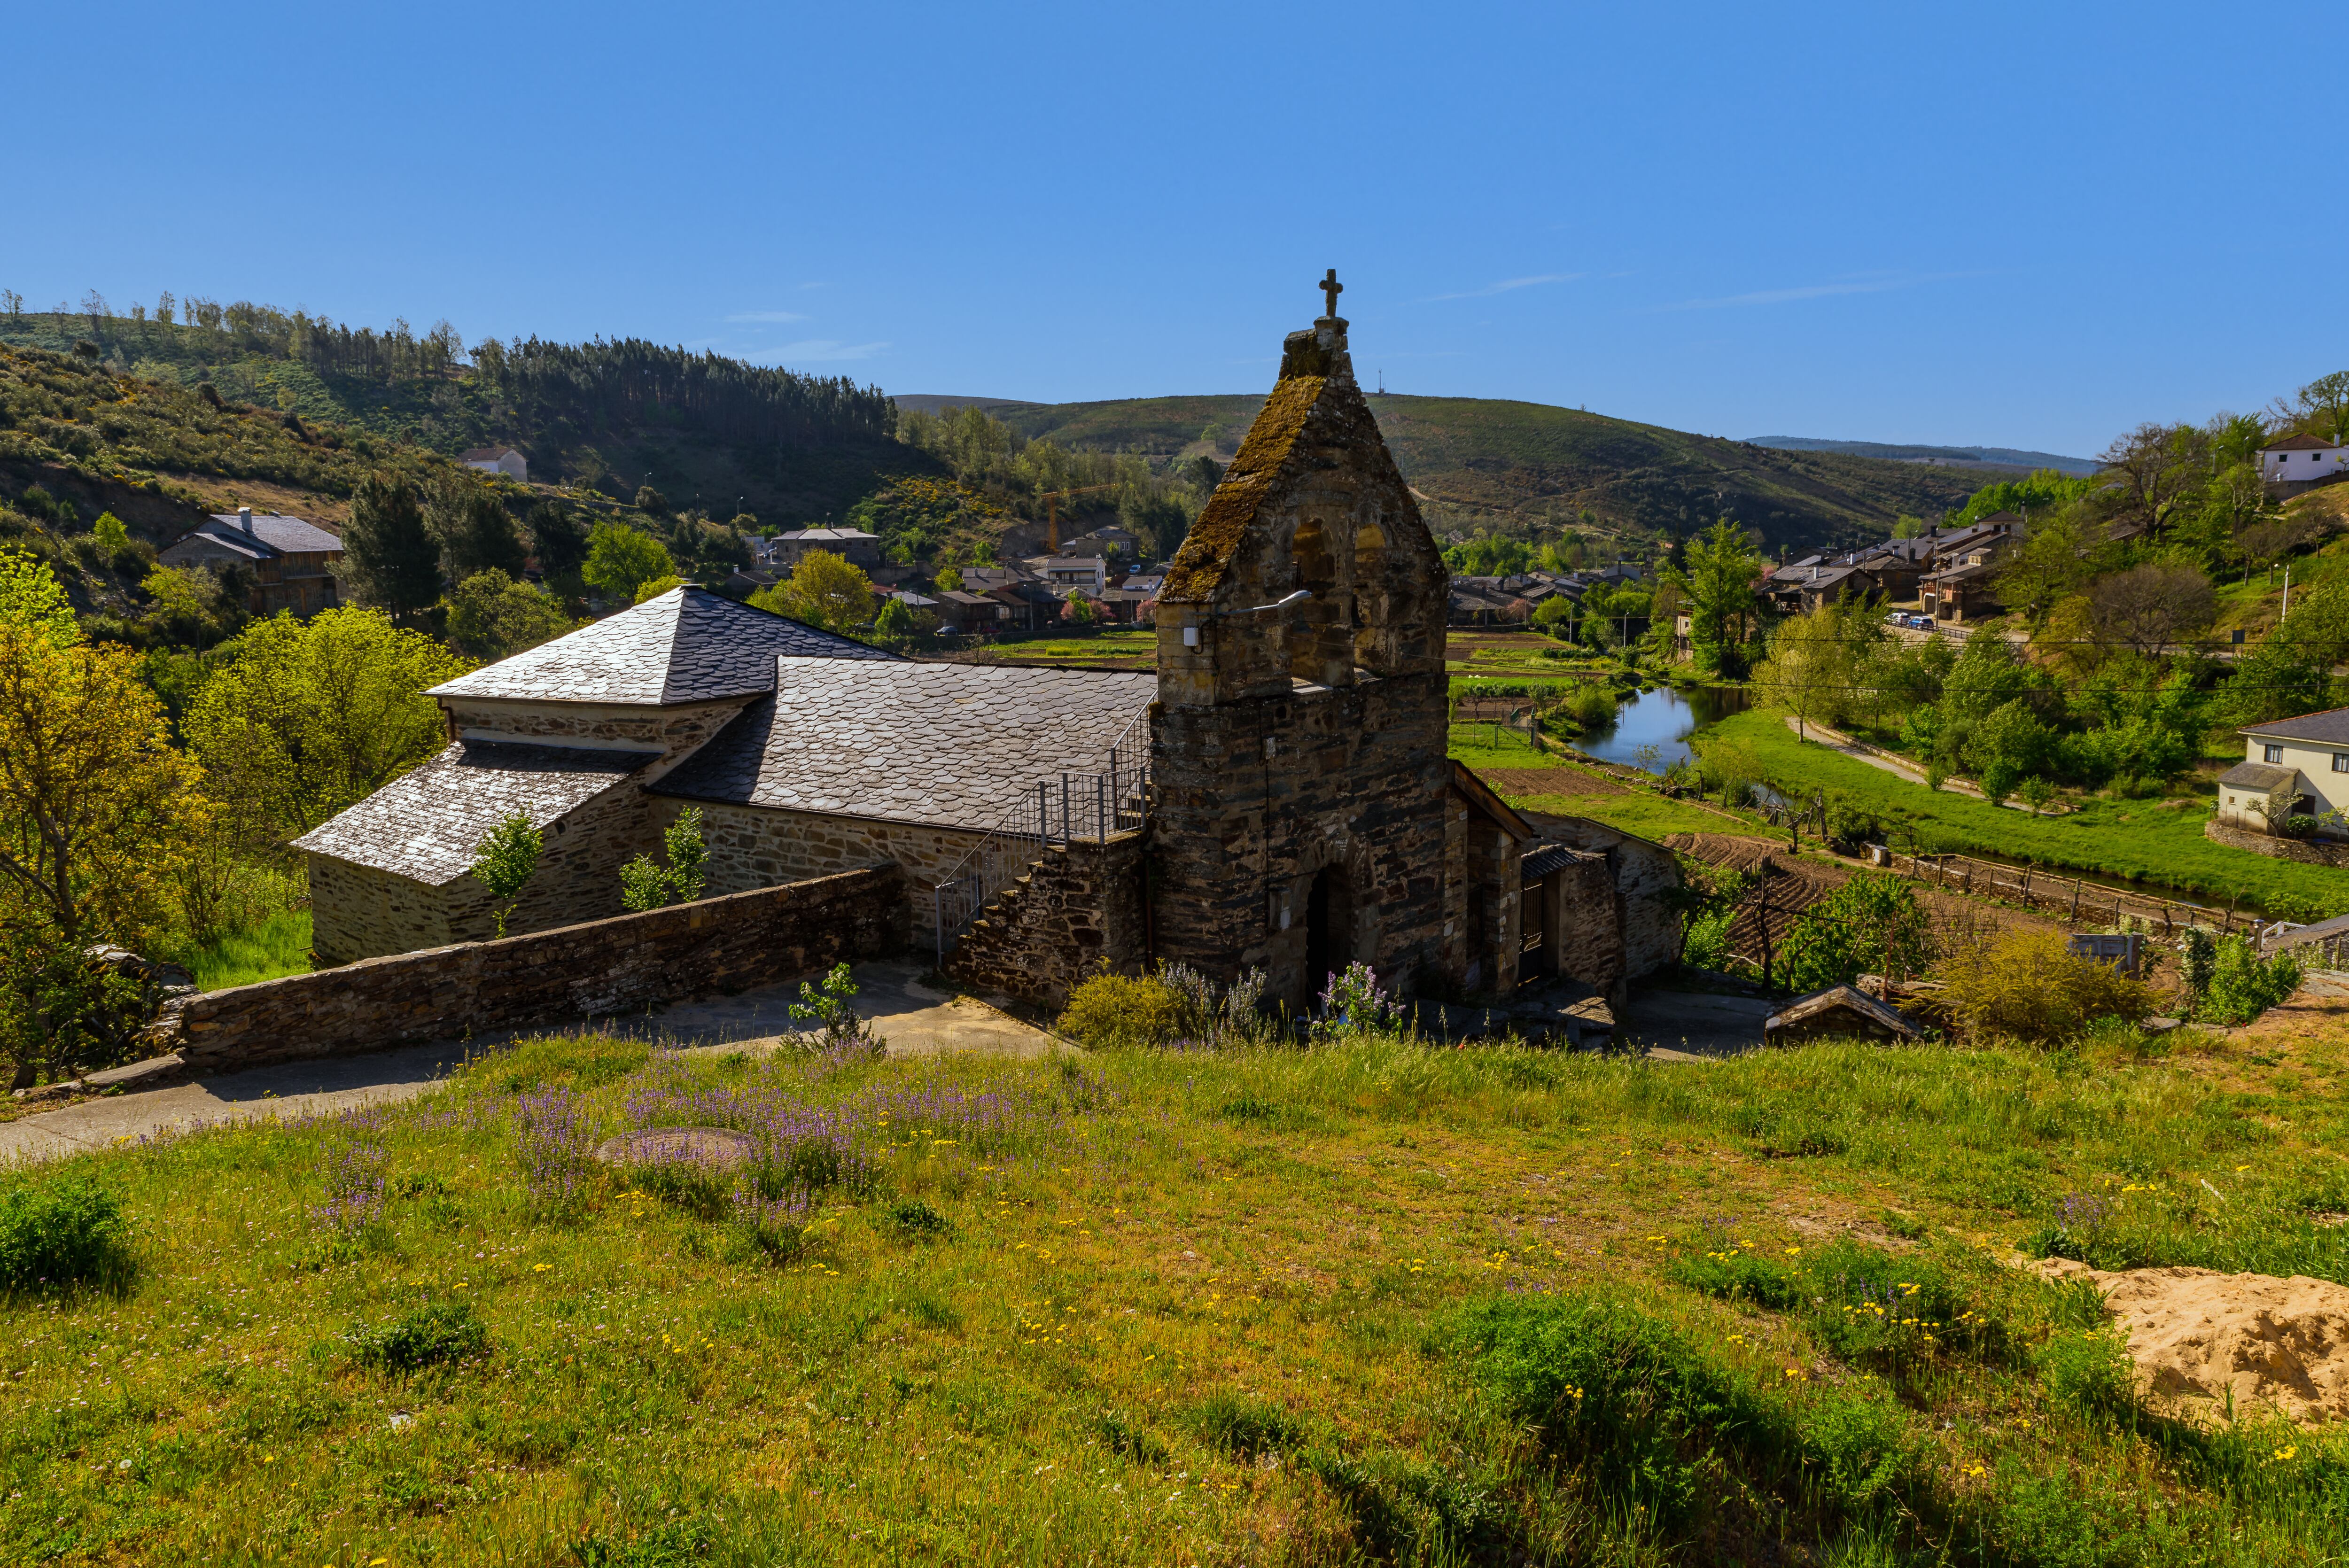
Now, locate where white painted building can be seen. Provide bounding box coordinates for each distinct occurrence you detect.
[459,446,529,482]
[2259,434,2347,485]
[2217,706,2349,833]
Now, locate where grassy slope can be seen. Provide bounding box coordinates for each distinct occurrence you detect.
[16,1021,2349,1563]
[0,316,926,527]
[989,392,1988,554]
[179,910,313,991]
[1447,726,1759,839]
[1709,708,2349,915]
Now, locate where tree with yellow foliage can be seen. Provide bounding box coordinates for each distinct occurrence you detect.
[751,548,874,635]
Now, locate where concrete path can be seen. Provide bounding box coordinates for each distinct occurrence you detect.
[0,961,1058,1167]
[1781,716,2057,813]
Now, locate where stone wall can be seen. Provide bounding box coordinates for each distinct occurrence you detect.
[309,778,661,965]
[2204,818,2349,869]
[1151,674,1451,1009]
[941,832,1147,1010]
[1546,853,1626,994]
[647,799,989,943]
[158,866,908,1073]
[1532,816,1683,980]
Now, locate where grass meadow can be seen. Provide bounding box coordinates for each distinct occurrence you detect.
[13,1014,2349,1565]
[179,910,314,992]
[1704,709,2349,916]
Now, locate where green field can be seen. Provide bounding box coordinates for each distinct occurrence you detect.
[1708,708,2349,916]
[16,1019,2349,1563]
[1447,726,1758,840]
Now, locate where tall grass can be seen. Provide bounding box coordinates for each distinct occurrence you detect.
[181,908,311,990]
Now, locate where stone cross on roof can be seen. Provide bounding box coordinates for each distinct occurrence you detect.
[1319,268,1343,319]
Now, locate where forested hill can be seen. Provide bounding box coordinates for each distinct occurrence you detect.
[972,393,1989,553]
[0,308,914,524]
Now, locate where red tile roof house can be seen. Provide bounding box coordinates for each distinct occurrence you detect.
[157,507,343,616]
[293,586,1154,963]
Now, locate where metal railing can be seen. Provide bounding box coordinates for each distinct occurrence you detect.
[930,709,1154,965]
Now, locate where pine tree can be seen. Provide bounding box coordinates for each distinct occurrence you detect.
[341,476,443,622]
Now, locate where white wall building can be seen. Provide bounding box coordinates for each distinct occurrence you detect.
[2259,434,2347,485]
[2218,707,2349,834]
[459,446,528,482]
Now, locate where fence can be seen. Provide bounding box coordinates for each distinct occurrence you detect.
[1878,848,2258,939]
[929,711,1152,965]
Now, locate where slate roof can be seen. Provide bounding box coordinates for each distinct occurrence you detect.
[428,585,893,707]
[2217,761,2301,791]
[294,741,658,886]
[170,513,343,560]
[2264,434,2341,452]
[1765,984,1921,1041]
[2240,707,2349,745]
[651,657,1157,832]
[1521,842,1597,881]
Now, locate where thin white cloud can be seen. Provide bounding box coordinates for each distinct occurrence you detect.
[1432,272,1584,301]
[779,338,888,362]
[1663,272,1977,310]
[726,310,808,323]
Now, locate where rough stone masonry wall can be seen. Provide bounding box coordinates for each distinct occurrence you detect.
[1151,674,1451,1008]
[159,866,908,1073]
[941,832,1146,1010]
[2204,817,2349,869]
[309,779,661,964]
[648,799,989,943]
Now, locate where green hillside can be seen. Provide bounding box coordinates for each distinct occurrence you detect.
[0,310,926,527]
[984,392,1989,553]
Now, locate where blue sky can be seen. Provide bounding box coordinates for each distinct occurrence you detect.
[5,1,2335,458]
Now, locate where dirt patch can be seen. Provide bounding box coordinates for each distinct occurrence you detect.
[1484,766,1622,798]
[2038,1258,2349,1423]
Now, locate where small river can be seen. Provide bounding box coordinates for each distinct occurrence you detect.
[1577,684,1750,773]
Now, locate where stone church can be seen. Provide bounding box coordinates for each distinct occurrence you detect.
[298,292,1678,1014]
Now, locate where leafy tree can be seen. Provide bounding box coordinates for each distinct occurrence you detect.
[1992,516,2093,623]
[752,549,872,634]
[1662,521,1763,678]
[2274,371,2349,446]
[1443,537,1534,577]
[184,607,470,842]
[2094,424,2210,540]
[443,571,574,660]
[873,596,915,642]
[1890,514,1927,539]
[1532,594,1574,635]
[633,573,683,605]
[1775,873,1936,992]
[91,512,132,563]
[1755,602,1852,740]
[432,487,527,581]
[469,811,541,939]
[341,475,442,622]
[1950,469,2097,528]
[634,486,670,518]
[581,521,673,605]
[1964,699,2056,800]
[0,563,203,948]
[0,550,78,648]
[139,565,247,649]
[2226,579,2349,723]
[619,808,708,910]
[1941,628,2035,721]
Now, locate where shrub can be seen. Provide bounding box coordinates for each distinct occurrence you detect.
[345,1299,488,1372]
[2201,936,2300,1025]
[1681,908,1734,970]
[0,1176,132,1290]
[884,1197,951,1239]
[1935,929,2154,1043]
[1776,873,1936,993]
[1055,971,1189,1048]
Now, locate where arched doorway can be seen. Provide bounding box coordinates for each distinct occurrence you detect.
[1305,863,1353,1004]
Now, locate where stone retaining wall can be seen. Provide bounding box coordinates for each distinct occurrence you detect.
[2203,818,2349,869]
[942,833,1146,1010]
[156,865,908,1072]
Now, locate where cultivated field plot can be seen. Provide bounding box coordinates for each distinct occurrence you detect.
[16,1016,2349,1564]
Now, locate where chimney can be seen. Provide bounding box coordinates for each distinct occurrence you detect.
[237,506,254,534]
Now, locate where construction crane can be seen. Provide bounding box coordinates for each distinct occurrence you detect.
[1039,483,1118,553]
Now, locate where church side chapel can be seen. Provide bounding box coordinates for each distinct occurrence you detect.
[294,279,1677,1019]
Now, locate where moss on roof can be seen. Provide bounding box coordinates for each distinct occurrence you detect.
[1160,374,1324,604]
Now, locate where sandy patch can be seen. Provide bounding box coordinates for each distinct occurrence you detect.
[2038,1258,2349,1422]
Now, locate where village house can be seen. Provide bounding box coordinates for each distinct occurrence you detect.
[771,527,883,569]
[459,446,529,482]
[1026,553,1114,593]
[2260,434,2348,489]
[2216,706,2349,836]
[295,287,1680,1015]
[157,507,343,616]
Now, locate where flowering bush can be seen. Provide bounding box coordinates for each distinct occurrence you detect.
[313,1139,387,1233]
[1315,962,1403,1040]
[515,1088,598,1217]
